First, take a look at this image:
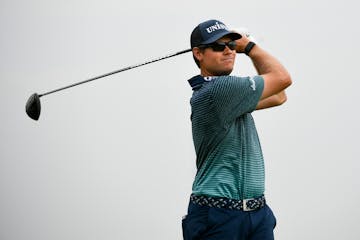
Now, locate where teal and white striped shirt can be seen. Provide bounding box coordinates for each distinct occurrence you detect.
[188,75,265,200]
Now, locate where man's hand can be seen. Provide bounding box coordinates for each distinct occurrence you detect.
[234,33,252,54]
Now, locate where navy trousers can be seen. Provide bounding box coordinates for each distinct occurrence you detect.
[182,202,277,240]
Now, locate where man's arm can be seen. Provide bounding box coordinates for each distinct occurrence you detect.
[235,36,292,107]
[255,90,287,110]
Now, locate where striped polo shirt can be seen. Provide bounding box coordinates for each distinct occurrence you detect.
[188,75,265,200]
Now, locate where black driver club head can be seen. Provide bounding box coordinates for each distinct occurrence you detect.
[26,93,41,121]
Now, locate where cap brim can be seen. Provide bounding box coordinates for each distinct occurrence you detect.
[201,31,242,45]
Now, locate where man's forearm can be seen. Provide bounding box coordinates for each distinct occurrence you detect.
[249,45,290,79]
[256,90,287,110]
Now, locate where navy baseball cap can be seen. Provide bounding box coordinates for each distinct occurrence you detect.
[190,19,242,48]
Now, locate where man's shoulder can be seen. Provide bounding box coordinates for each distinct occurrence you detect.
[211,75,264,92]
[188,75,263,96]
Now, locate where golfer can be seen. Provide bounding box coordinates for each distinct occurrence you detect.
[182,19,292,240]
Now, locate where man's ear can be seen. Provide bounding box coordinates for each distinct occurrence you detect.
[192,47,203,62]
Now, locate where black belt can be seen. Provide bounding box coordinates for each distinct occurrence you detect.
[190,194,266,211]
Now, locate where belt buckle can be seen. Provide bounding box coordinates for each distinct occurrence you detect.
[242,198,252,211]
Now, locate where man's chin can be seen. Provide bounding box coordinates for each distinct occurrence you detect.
[214,69,233,76]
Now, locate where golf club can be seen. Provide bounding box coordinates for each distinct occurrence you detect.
[25,48,191,121]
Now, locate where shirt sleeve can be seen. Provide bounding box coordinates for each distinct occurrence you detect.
[210,75,264,122]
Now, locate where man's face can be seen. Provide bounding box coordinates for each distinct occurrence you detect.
[194,36,236,76]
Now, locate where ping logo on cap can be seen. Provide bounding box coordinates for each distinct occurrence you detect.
[206,22,228,34]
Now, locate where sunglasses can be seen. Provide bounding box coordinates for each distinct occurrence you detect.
[200,41,237,52]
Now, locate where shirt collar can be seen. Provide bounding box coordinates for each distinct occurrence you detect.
[188,75,218,90]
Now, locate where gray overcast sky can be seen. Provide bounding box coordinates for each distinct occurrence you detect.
[1,0,360,239]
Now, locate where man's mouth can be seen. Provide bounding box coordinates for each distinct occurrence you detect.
[222,58,234,63]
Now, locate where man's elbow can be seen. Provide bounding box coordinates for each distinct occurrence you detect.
[276,90,288,106]
[281,71,292,89]
[270,70,292,93]
[280,73,292,105]
[278,92,287,105]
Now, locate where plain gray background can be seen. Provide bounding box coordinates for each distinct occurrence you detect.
[1,0,359,239]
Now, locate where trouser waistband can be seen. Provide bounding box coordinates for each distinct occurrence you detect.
[190,194,266,211]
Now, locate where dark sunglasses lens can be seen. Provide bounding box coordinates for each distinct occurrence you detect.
[228,41,236,50]
[210,41,236,51]
[211,43,226,51]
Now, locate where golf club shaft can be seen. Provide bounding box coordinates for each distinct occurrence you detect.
[40,49,192,97]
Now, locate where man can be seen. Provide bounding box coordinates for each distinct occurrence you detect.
[182,19,292,240]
